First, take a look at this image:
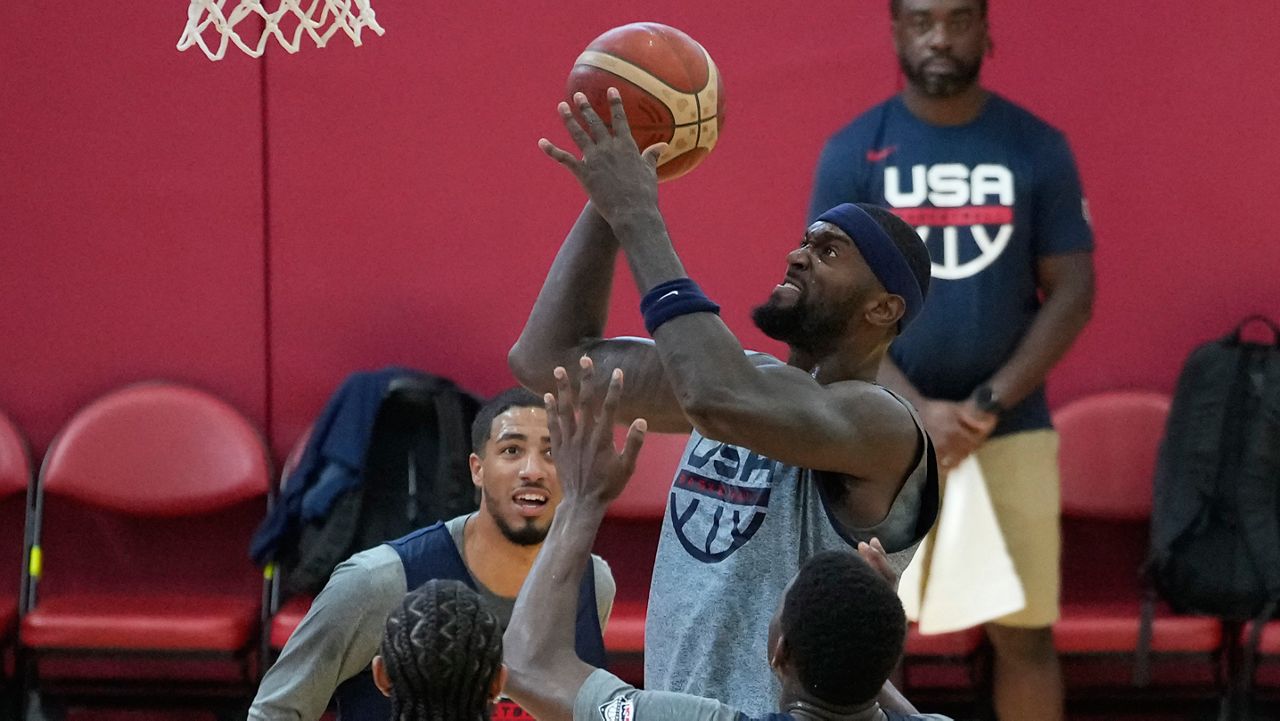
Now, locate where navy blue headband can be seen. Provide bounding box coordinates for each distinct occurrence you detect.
[815,203,924,330]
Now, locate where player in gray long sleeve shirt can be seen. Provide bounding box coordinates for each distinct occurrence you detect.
[250,389,616,721]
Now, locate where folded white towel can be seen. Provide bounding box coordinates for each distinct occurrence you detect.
[899,455,1026,634]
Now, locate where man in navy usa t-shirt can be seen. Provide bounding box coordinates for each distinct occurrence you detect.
[809,2,1095,721]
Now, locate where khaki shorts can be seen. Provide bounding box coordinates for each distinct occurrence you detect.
[972,429,1061,628]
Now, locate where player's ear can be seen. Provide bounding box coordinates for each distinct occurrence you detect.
[470,452,484,489]
[866,294,905,329]
[490,664,509,702]
[372,655,392,697]
[769,633,790,673]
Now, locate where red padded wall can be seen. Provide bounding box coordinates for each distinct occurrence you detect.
[261,0,1280,455]
[261,1,898,454]
[1,1,1277,461]
[983,2,1280,405]
[0,4,267,452]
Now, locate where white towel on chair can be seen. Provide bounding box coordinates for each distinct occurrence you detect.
[899,454,1026,634]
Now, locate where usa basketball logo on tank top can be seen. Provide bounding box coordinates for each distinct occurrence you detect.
[668,436,779,563]
[884,163,1015,280]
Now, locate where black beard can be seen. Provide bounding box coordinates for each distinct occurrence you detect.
[898,52,983,98]
[751,297,851,353]
[485,492,549,547]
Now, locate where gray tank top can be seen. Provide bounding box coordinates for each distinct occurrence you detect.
[644,386,938,716]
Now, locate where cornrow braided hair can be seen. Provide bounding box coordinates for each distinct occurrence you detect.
[381,579,505,721]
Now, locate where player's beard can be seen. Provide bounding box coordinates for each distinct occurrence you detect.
[751,294,856,353]
[899,50,983,98]
[485,492,550,547]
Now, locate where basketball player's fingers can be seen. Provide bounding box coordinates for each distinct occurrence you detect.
[605,88,634,144]
[576,356,598,433]
[619,418,648,478]
[538,139,583,173]
[544,393,564,451]
[552,366,578,439]
[557,101,595,151]
[572,92,611,143]
[640,143,669,170]
[596,368,624,439]
[857,539,897,586]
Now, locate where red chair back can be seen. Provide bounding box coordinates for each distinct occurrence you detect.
[41,383,269,516]
[0,410,30,501]
[1055,391,1171,521]
[608,431,689,519]
[0,409,32,615]
[280,426,313,487]
[31,382,270,601]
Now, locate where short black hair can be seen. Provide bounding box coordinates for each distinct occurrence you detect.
[380,579,504,721]
[470,387,545,454]
[781,551,907,706]
[890,0,988,18]
[857,203,931,304]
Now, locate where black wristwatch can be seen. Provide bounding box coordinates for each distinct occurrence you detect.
[972,384,1006,416]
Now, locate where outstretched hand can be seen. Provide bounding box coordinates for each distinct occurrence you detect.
[858,537,898,589]
[545,356,648,506]
[538,88,667,225]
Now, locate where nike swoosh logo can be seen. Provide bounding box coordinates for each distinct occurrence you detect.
[659,290,680,301]
[866,146,896,162]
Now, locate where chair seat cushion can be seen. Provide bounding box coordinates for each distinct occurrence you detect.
[1057,600,1221,653]
[21,593,258,651]
[269,595,314,650]
[905,624,985,657]
[603,598,646,653]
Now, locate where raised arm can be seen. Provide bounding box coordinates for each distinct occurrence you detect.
[537,91,918,483]
[508,202,691,432]
[503,363,646,721]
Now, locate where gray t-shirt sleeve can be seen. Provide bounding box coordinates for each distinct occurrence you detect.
[591,554,617,630]
[574,668,742,721]
[249,545,408,721]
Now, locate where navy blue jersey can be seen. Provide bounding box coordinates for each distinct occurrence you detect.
[810,94,1093,436]
[332,522,606,721]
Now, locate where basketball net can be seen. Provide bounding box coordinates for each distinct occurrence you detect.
[178,0,385,61]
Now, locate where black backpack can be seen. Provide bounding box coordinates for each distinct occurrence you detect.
[281,374,481,597]
[1138,316,1280,683]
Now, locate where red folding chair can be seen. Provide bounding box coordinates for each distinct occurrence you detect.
[594,431,690,683]
[264,425,314,660]
[0,409,32,715]
[20,382,270,712]
[1054,391,1222,693]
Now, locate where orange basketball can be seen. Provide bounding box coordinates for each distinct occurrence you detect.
[567,23,725,182]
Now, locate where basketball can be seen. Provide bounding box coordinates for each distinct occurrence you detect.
[567,22,724,182]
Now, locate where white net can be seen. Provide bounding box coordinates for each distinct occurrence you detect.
[178,0,385,61]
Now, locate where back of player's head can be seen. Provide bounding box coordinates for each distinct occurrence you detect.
[780,550,907,706]
[471,387,544,454]
[890,0,988,18]
[856,203,932,306]
[380,579,504,721]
